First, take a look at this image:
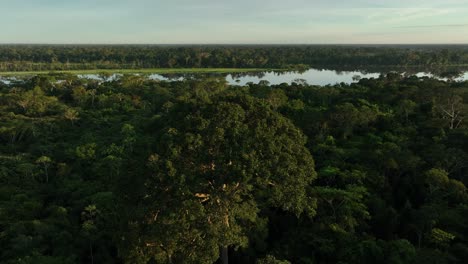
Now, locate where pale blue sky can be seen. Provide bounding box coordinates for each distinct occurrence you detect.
[1,0,468,44]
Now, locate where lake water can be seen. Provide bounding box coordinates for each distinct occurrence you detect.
[225,69,381,86]
[149,69,468,86]
[1,68,468,86]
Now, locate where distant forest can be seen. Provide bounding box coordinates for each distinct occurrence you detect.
[1,45,468,71]
[1,74,467,263]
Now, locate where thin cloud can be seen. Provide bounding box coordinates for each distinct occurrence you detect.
[394,24,468,28]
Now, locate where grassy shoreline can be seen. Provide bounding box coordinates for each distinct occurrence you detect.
[0,68,282,76]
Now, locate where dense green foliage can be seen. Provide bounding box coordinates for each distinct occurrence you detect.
[1,73,467,263]
[1,45,468,72]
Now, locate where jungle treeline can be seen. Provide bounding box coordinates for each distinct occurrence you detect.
[0,74,467,264]
[1,45,468,71]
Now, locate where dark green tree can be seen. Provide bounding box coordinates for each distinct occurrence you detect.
[119,90,317,263]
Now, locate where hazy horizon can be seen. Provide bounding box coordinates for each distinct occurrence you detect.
[2,0,468,44]
[2,43,468,46]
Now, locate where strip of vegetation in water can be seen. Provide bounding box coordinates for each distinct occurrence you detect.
[0,68,283,76]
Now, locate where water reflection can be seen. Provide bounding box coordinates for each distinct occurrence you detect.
[1,68,468,86]
[225,69,382,86]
